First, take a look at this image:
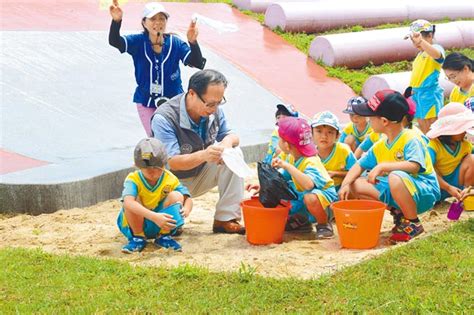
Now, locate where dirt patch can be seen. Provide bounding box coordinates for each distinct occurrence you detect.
[1,168,472,279]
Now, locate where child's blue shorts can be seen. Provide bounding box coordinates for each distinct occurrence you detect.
[117,200,166,240]
[412,86,444,120]
[289,187,338,223]
[374,170,440,214]
[440,164,463,200]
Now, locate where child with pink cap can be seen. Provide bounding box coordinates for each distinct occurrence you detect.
[277,117,338,238]
[426,102,474,201]
[339,90,440,244]
[248,117,337,238]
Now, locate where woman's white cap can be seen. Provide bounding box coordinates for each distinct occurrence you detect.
[143,2,169,19]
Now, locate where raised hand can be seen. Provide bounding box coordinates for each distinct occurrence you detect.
[187,19,199,44]
[410,32,422,47]
[109,0,123,22]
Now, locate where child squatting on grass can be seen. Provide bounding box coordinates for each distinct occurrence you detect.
[248,117,338,239]
[426,102,474,201]
[311,111,356,192]
[339,96,373,153]
[117,138,193,253]
[338,90,441,244]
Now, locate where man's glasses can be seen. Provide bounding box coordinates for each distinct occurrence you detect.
[196,93,227,108]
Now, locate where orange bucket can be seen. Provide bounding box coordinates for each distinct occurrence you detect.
[331,200,386,249]
[241,197,290,245]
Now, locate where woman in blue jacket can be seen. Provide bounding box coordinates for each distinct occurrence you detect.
[109,1,206,136]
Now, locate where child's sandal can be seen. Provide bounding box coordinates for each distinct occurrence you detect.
[285,213,313,233]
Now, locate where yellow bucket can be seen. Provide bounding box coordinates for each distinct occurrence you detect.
[464,196,474,211]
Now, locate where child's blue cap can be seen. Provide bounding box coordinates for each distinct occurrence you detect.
[311,111,340,132]
[343,96,368,114]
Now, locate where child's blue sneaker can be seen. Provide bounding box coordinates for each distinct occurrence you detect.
[390,218,424,244]
[155,235,182,251]
[122,237,147,254]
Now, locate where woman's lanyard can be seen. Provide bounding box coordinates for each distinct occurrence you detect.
[150,42,165,97]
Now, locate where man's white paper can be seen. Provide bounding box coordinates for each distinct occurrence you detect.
[222,147,253,178]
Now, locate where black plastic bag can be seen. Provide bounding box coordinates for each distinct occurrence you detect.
[257,162,298,208]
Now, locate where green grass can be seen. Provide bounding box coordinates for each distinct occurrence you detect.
[1,219,473,313]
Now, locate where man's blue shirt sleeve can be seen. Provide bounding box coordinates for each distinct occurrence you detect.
[151,114,181,157]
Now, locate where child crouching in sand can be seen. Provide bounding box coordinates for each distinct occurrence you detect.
[249,117,337,238]
[339,90,440,244]
[117,138,192,253]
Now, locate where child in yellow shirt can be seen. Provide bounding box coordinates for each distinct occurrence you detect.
[263,103,299,163]
[405,19,445,134]
[339,96,373,152]
[248,117,337,238]
[426,102,474,201]
[339,90,440,243]
[117,138,193,253]
[311,111,356,191]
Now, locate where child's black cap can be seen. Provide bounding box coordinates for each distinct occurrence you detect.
[352,89,409,122]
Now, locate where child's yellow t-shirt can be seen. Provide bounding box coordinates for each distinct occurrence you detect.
[339,122,373,146]
[410,45,445,89]
[449,85,474,106]
[359,129,435,176]
[427,138,473,176]
[282,155,334,192]
[122,169,189,210]
[319,143,357,187]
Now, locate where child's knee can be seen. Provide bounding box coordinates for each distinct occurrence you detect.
[388,172,408,192]
[164,191,184,205]
[303,193,321,208]
[461,154,474,172]
[351,177,369,196]
[460,154,474,183]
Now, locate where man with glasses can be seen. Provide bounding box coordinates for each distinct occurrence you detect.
[151,69,245,235]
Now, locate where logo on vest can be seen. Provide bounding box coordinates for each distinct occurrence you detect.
[171,70,180,81]
[180,143,193,154]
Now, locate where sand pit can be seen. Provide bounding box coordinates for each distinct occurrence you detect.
[1,166,472,279]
